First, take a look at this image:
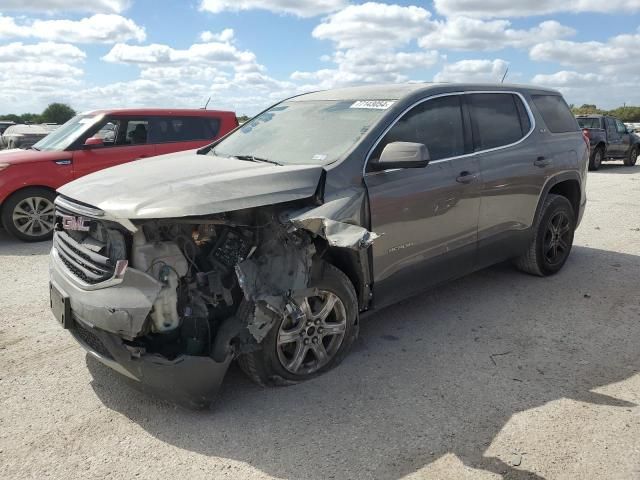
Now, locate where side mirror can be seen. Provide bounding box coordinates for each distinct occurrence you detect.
[376,142,431,170]
[83,136,104,148]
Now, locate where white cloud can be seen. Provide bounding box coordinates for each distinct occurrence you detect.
[298,2,441,90]
[434,0,640,18]
[103,41,259,68]
[0,41,86,62]
[0,42,86,112]
[200,28,234,42]
[529,30,640,74]
[433,59,509,82]
[532,71,607,87]
[312,2,435,49]
[0,14,146,43]
[199,0,346,17]
[0,0,129,13]
[419,18,574,51]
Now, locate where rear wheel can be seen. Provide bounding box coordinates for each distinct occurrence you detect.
[1,187,56,242]
[588,146,603,171]
[624,145,638,166]
[515,194,575,277]
[238,262,358,387]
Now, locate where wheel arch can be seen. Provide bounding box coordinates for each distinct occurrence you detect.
[534,173,582,226]
[1,184,57,213]
[314,239,372,312]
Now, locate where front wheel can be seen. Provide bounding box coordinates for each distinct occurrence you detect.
[515,194,576,277]
[624,145,639,166]
[1,187,56,242]
[237,262,359,387]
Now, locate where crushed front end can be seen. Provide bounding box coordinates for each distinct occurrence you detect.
[49,196,322,407]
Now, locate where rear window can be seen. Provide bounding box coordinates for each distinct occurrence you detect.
[531,95,578,133]
[576,117,601,129]
[150,117,220,143]
[468,93,531,151]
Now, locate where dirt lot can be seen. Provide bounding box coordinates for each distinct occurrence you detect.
[1,162,639,480]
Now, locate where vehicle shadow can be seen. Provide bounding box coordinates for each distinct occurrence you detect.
[86,246,640,480]
[0,228,51,256]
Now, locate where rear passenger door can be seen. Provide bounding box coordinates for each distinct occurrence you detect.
[151,116,221,156]
[605,117,624,157]
[468,92,545,267]
[365,94,481,307]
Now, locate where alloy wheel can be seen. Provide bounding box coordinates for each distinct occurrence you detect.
[543,211,572,266]
[12,196,55,238]
[276,290,347,375]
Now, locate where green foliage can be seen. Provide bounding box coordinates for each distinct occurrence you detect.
[40,103,76,124]
[0,103,76,124]
[237,114,250,123]
[571,104,640,122]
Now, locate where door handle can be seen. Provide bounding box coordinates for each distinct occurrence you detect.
[534,156,551,167]
[456,171,477,184]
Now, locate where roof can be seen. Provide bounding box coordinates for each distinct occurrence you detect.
[289,82,561,102]
[79,108,236,117]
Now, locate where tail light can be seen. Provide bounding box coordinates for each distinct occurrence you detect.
[581,129,590,150]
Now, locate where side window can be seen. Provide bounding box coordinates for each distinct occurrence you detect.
[605,118,617,137]
[93,120,120,146]
[124,120,149,145]
[468,93,527,150]
[149,117,220,143]
[615,119,627,134]
[530,95,578,134]
[203,118,221,139]
[370,95,464,166]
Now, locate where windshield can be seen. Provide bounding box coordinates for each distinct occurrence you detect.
[576,118,601,129]
[212,100,392,165]
[32,114,102,151]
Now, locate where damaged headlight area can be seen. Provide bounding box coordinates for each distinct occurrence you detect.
[121,207,316,364]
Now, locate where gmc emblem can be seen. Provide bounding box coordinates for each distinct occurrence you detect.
[61,214,91,232]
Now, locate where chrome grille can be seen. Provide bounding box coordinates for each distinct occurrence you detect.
[52,197,127,287]
[54,231,115,284]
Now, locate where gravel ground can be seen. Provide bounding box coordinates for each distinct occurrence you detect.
[1,161,639,480]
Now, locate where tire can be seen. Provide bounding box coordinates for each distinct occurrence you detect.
[624,145,639,167]
[1,187,57,242]
[237,262,359,387]
[588,146,603,171]
[515,194,576,277]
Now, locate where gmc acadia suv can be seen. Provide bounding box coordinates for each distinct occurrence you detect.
[48,84,587,407]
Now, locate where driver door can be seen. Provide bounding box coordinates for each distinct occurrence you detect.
[364,94,481,308]
[72,117,156,179]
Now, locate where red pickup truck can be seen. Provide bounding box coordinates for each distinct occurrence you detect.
[0,108,238,241]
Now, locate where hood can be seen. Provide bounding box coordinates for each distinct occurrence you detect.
[58,150,325,219]
[0,148,71,165]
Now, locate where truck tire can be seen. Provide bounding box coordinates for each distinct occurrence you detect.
[588,146,603,171]
[1,187,57,242]
[237,262,359,387]
[515,194,576,277]
[624,145,638,166]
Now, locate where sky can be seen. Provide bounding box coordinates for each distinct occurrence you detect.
[1,0,639,115]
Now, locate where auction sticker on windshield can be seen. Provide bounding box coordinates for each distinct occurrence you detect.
[350,100,395,110]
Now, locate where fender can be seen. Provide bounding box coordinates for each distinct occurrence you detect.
[532,170,584,225]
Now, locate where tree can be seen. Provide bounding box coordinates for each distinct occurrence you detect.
[40,103,76,124]
[571,104,603,116]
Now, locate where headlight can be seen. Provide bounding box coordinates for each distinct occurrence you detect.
[0,163,10,172]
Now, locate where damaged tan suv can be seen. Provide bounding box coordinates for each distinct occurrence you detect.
[50,84,587,407]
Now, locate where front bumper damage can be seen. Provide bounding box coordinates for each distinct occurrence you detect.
[50,253,232,408]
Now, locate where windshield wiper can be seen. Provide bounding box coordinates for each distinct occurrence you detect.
[232,154,282,166]
[31,146,40,151]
